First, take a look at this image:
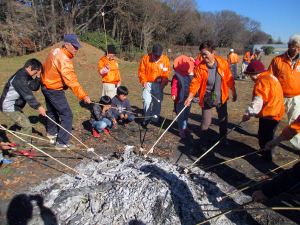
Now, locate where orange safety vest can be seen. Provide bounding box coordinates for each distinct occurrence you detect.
[252,71,285,121]
[98,56,121,84]
[42,47,87,100]
[138,53,170,85]
[227,52,239,64]
[189,55,235,107]
[268,51,300,97]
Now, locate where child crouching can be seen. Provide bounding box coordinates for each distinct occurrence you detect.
[171,55,194,138]
[90,96,117,137]
[111,86,135,127]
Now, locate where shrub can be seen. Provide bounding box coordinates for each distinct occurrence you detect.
[261,46,275,55]
[78,32,120,54]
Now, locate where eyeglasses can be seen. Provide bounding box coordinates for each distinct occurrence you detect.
[289,46,300,51]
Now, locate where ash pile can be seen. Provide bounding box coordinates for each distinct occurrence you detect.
[25,146,252,225]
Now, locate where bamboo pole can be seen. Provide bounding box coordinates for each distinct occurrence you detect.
[45,115,103,161]
[0,125,84,176]
[184,121,243,173]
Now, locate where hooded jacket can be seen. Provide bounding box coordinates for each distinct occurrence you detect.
[189,55,235,107]
[0,67,41,112]
[138,53,170,85]
[42,47,88,100]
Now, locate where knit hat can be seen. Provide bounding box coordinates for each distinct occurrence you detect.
[153,44,163,56]
[244,61,266,75]
[64,34,82,48]
[107,45,116,54]
[174,55,194,75]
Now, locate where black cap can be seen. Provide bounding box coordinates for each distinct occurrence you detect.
[153,44,163,56]
[107,45,116,54]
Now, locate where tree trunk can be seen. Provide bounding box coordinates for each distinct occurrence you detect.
[51,0,57,44]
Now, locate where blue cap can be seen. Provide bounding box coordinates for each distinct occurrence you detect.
[64,33,82,48]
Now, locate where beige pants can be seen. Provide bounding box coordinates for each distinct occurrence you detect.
[102,83,119,99]
[284,95,300,149]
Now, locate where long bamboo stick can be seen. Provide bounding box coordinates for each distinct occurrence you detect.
[184,121,243,173]
[0,125,84,176]
[45,115,103,161]
[144,98,193,158]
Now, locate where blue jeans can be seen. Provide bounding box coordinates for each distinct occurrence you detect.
[42,87,73,144]
[175,96,192,132]
[142,82,163,122]
[112,113,135,122]
[92,118,112,132]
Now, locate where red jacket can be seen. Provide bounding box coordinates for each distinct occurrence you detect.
[189,55,235,107]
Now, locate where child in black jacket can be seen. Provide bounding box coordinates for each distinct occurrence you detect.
[90,96,117,137]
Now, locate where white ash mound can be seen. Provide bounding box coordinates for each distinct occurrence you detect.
[26,146,252,224]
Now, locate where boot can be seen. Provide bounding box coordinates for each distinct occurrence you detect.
[92,128,100,137]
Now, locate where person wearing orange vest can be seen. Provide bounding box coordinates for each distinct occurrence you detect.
[185,40,237,151]
[268,34,300,150]
[227,49,239,80]
[138,44,170,126]
[98,45,121,98]
[42,33,91,148]
[242,61,285,162]
[238,50,256,79]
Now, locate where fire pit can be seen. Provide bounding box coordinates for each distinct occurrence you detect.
[20,146,253,224]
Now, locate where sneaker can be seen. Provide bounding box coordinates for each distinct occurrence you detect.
[47,133,57,139]
[17,150,36,157]
[184,127,193,133]
[92,128,100,137]
[102,128,110,134]
[1,158,13,164]
[124,123,129,127]
[55,143,76,149]
[113,124,117,129]
[179,131,186,138]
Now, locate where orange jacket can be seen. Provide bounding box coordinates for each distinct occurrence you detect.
[243,52,256,63]
[227,52,239,64]
[252,71,285,121]
[138,53,170,85]
[189,55,235,107]
[98,56,121,84]
[42,47,88,100]
[197,54,203,62]
[268,52,300,97]
[281,114,300,140]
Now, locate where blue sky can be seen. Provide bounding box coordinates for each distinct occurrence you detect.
[196,0,300,43]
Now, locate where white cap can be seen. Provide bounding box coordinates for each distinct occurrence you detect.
[230,49,234,52]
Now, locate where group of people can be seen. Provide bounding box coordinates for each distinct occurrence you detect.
[1,32,300,206]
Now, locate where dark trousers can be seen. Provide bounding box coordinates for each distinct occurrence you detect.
[42,87,73,144]
[200,101,228,139]
[258,118,280,161]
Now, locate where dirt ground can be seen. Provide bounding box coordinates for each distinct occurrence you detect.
[0,45,299,224]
